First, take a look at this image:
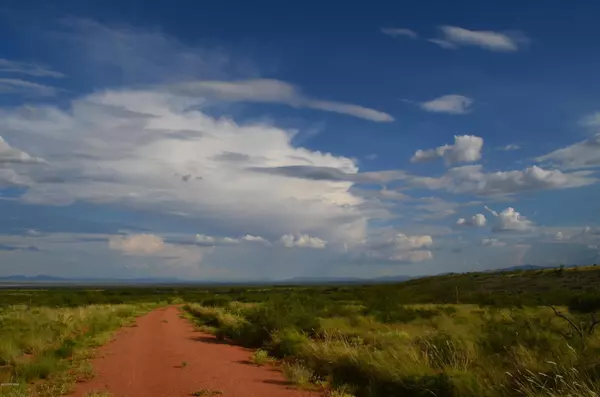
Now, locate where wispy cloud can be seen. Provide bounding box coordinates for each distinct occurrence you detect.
[167,79,394,122]
[580,112,600,127]
[0,58,65,78]
[430,26,526,52]
[0,136,45,164]
[536,133,600,169]
[498,144,521,151]
[0,78,59,97]
[420,94,473,114]
[410,165,596,196]
[381,28,418,39]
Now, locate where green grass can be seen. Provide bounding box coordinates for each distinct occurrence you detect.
[2,265,600,397]
[0,302,154,396]
[250,349,273,366]
[281,361,314,387]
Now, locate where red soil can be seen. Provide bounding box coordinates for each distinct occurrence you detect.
[70,306,319,397]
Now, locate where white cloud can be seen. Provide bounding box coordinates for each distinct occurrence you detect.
[0,136,45,165]
[195,234,239,246]
[411,164,596,195]
[109,233,165,255]
[498,144,521,151]
[0,58,64,78]
[381,28,418,39]
[536,133,600,170]
[457,213,487,227]
[242,234,271,245]
[555,231,564,240]
[420,95,473,114]
[167,79,394,122]
[481,237,506,247]
[432,26,525,52]
[394,234,433,250]
[357,232,433,263]
[108,233,205,266]
[485,206,533,232]
[427,39,457,49]
[580,112,600,127]
[411,135,483,165]
[390,250,433,262]
[0,89,370,246]
[280,234,327,249]
[0,78,59,97]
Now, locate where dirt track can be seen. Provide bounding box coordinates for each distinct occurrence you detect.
[70,306,318,397]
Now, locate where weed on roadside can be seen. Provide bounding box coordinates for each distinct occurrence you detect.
[282,361,314,387]
[250,349,273,366]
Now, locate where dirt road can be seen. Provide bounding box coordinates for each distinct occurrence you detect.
[70,306,318,397]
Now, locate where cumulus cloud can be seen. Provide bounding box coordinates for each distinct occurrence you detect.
[195,234,239,246]
[536,133,600,170]
[411,135,483,165]
[457,213,487,227]
[108,233,204,266]
[280,234,327,249]
[242,235,271,245]
[485,206,533,232]
[0,58,64,78]
[0,89,372,245]
[381,28,418,39]
[411,164,596,195]
[355,232,433,263]
[431,26,525,52]
[167,79,393,122]
[0,78,59,97]
[109,234,165,255]
[420,95,473,114]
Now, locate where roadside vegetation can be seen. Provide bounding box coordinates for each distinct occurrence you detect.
[0,297,156,397]
[1,264,599,396]
[183,265,600,397]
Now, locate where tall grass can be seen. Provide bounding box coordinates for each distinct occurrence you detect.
[184,299,600,397]
[0,303,153,396]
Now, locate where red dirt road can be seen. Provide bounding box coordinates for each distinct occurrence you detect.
[70,306,318,397]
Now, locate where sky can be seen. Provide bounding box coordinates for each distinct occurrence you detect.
[1,0,599,280]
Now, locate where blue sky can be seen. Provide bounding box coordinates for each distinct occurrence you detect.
[1,1,599,280]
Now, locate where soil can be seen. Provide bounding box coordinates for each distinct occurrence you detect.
[69,306,319,397]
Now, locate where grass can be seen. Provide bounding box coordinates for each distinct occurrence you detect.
[182,280,600,397]
[250,349,273,366]
[2,265,600,397]
[0,302,154,397]
[281,361,314,387]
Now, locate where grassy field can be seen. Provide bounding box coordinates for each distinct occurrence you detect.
[1,265,599,396]
[0,300,156,397]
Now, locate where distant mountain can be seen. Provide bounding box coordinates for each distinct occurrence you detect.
[280,274,412,285]
[0,275,184,284]
[0,274,413,286]
[0,274,67,281]
[493,264,579,272]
